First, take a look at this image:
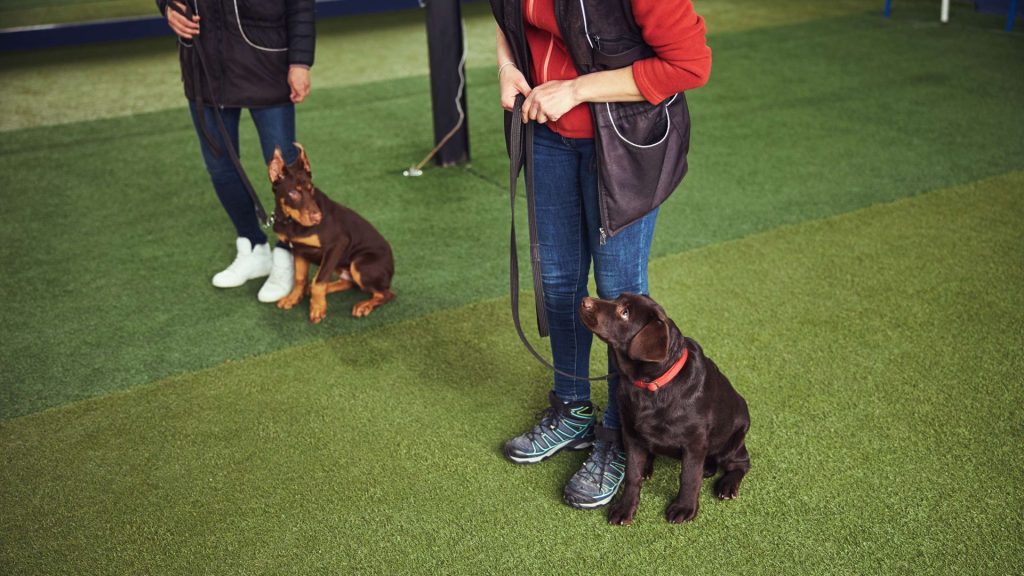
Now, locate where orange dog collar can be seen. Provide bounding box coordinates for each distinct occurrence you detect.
[634,348,689,392]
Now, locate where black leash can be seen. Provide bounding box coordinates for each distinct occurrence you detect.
[174,2,272,228]
[509,95,608,382]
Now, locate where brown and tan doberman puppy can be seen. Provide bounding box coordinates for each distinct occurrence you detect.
[268,144,394,323]
[580,293,750,525]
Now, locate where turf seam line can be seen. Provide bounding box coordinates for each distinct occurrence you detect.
[5,170,1018,424]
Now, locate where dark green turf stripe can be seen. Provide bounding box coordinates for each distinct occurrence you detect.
[0,1,889,133]
[2,173,1021,574]
[1,9,1022,419]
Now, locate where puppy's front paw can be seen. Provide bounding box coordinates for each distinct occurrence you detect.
[277,287,305,310]
[309,301,327,323]
[666,500,698,524]
[608,501,637,526]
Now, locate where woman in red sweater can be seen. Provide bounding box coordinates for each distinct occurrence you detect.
[495,0,711,509]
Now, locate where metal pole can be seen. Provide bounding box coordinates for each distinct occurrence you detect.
[424,0,470,166]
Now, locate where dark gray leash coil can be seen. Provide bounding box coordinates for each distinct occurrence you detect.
[509,94,608,382]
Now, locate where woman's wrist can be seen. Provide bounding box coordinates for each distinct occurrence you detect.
[498,61,517,78]
[569,77,585,106]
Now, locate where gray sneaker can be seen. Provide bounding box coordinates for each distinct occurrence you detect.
[563,425,626,509]
[503,391,596,464]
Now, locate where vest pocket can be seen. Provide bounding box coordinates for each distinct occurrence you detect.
[234,20,288,52]
[593,95,690,235]
[592,37,654,71]
[602,99,671,148]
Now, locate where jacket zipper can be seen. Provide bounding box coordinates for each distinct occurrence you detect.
[577,0,610,243]
[592,98,609,244]
[517,0,535,86]
[216,0,227,106]
[515,0,609,245]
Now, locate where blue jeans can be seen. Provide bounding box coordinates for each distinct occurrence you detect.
[189,102,298,246]
[532,123,659,431]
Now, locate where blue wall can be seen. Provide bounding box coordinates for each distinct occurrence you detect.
[0,0,426,52]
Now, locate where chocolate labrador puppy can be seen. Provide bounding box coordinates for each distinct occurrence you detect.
[579,293,750,525]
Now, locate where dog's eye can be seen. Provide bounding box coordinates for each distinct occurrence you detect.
[619,306,630,319]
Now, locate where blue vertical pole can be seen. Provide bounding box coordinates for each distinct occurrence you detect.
[884,0,893,17]
[1007,0,1018,31]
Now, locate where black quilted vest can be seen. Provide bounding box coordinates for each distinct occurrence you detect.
[491,0,692,237]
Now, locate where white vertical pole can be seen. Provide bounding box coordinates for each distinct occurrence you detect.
[941,0,950,23]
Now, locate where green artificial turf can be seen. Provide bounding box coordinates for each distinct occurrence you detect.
[0,0,146,28]
[0,0,884,33]
[1,5,1022,419]
[1,3,1022,572]
[2,173,1021,575]
[0,1,891,133]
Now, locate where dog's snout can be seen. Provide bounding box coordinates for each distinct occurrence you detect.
[581,297,595,311]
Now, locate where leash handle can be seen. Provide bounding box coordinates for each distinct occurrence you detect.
[509,95,609,382]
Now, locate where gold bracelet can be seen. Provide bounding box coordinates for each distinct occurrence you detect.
[497,61,517,78]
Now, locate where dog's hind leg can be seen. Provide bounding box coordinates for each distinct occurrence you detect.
[714,427,750,500]
[325,279,354,294]
[348,261,395,318]
[325,281,354,294]
[642,453,655,480]
[352,290,395,318]
[703,455,719,478]
[324,267,355,294]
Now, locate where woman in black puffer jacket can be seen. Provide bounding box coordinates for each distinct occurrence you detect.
[158,0,315,303]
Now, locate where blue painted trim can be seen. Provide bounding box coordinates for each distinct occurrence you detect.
[0,0,424,52]
[886,0,1020,30]
[977,0,1022,31]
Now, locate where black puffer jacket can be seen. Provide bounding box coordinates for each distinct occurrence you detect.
[156,0,315,107]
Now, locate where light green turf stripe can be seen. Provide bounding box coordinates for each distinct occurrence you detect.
[2,172,1021,575]
[1,0,882,29]
[0,0,896,132]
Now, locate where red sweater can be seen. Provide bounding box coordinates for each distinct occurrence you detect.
[523,0,711,139]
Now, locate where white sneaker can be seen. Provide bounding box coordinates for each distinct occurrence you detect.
[211,237,272,288]
[257,247,295,303]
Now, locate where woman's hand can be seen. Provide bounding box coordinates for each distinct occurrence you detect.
[165,1,200,39]
[500,64,532,112]
[289,66,311,103]
[521,79,579,125]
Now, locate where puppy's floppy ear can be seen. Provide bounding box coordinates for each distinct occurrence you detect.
[628,320,669,363]
[268,147,286,182]
[294,142,311,176]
